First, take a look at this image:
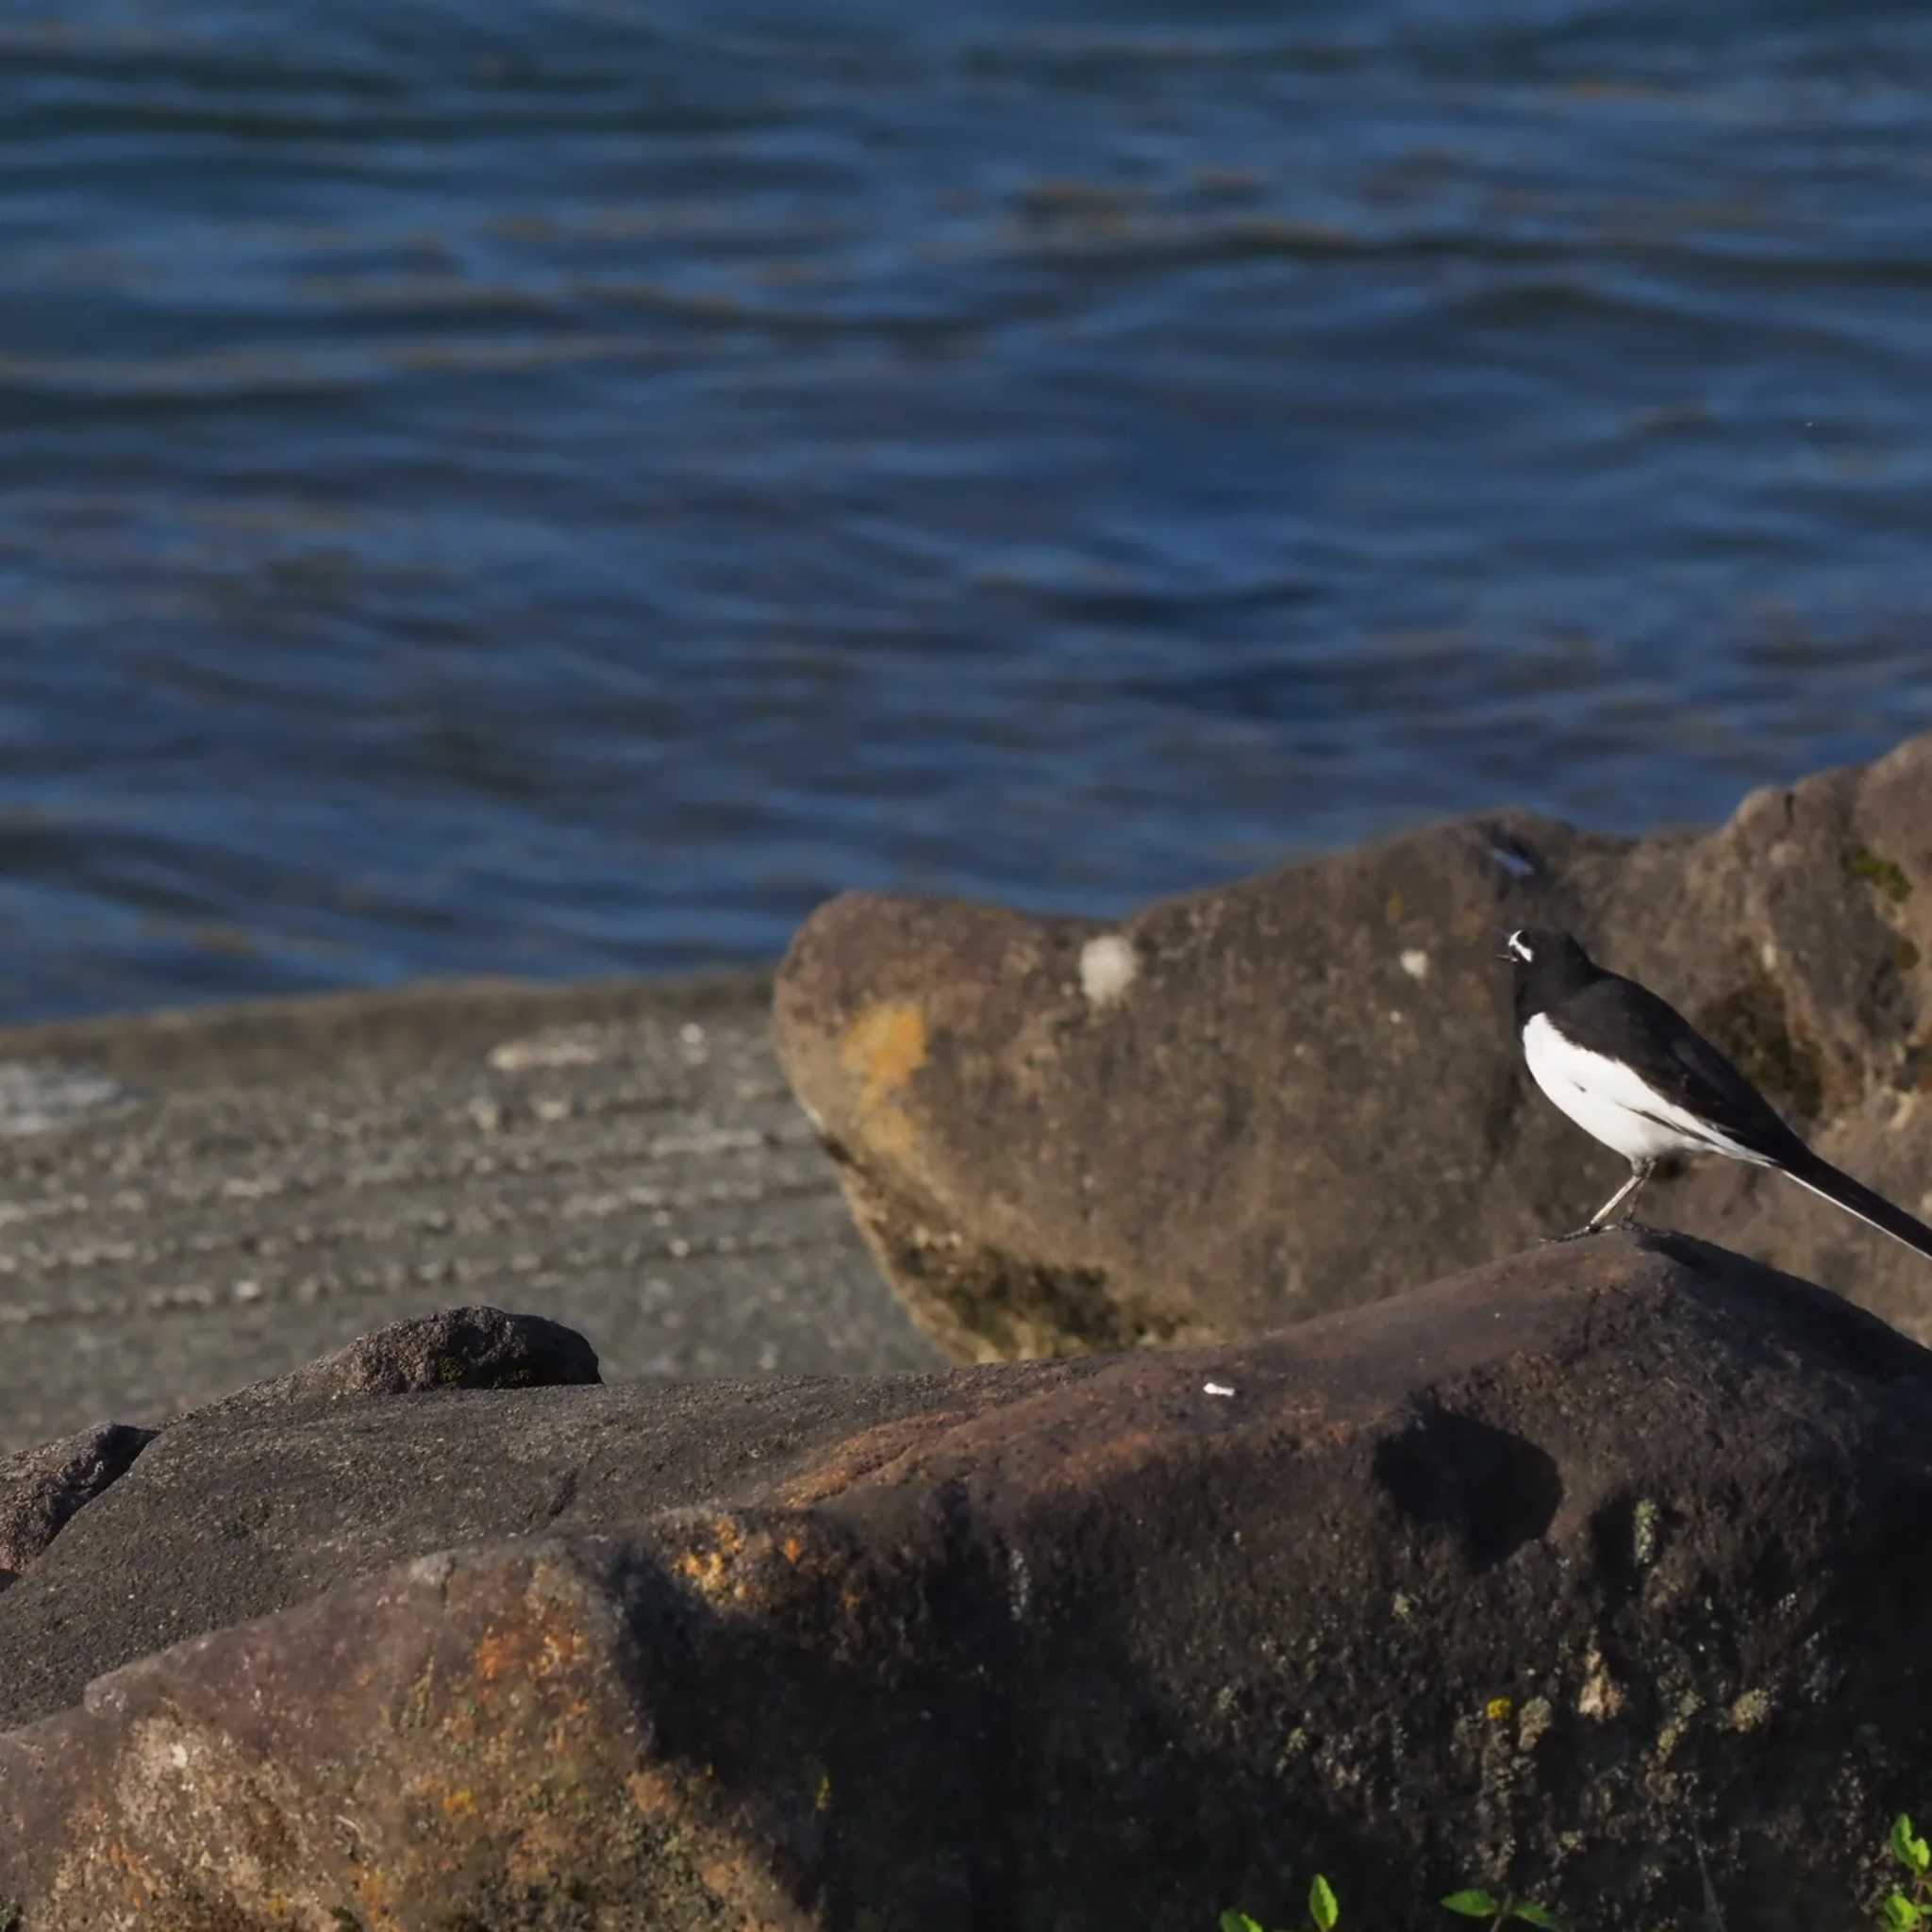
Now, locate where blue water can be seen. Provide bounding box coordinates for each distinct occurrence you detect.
[3,0,1932,1020]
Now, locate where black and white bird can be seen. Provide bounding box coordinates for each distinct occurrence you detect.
[1504,924,1932,1259]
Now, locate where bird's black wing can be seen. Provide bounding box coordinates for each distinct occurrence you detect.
[1557,974,1809,1163]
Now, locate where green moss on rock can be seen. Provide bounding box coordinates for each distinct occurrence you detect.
[1846,845,1912,904]
[1695,974,1825,1123]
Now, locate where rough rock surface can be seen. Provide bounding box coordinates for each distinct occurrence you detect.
[775,730,1932,1357]
[189,1301,602,1422]
[0,1358,1075,1735]
[6,1238,1932,1929]
[0,1422,154,1589]
[0,1307,595,1609]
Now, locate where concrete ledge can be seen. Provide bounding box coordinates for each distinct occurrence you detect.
[0,971,939,1452]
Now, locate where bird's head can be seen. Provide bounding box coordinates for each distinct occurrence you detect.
[1500,926,1600,1009]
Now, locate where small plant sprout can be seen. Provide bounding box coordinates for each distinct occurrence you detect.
[1310,1876,1340,1930]
[1220,1873,1341,1932]
[1881,1813,1932,1928]
[1441,1887,1567,1932]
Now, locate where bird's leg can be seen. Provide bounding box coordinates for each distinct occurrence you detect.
[1607,1158,1657,1229]
[1545,1160,1655,1243]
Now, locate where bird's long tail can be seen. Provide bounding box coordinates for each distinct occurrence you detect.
[1780,1151,1932,1264]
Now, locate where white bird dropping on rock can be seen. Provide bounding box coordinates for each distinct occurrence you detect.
[1078,934,1139,1008]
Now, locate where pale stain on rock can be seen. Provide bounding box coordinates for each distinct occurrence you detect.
[1078,935,1139,1008]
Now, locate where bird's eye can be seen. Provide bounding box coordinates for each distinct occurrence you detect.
[1507,933,1533,962]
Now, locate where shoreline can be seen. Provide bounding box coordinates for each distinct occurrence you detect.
[0,968,941,1453]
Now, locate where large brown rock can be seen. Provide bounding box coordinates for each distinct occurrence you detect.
[5,1239,1932,1928]
[774,731,1932,1358]
[0,1349,1070,1737]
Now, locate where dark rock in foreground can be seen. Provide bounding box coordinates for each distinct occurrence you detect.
[0,1306,595,1608]
[5,1239,1932,1929]
[774,731,1932,1357]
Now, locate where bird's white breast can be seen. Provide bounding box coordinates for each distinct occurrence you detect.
[1520,1011,1766,1165]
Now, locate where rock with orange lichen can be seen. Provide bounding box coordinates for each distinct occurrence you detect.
[5,1236,1932,1926]
[1,1541,806,1930]
[774,730,1932,1358]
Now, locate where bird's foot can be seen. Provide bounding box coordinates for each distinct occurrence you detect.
[1541,1223,1607,1245]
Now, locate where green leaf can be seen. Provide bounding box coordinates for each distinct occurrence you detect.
[1894,1817,1931,1872]
[1882,1892,1922,1931]
[1441,1892,1501,1918]
[1308,1874,1340,1931]
[1219,1913,1265,1932]
[1510,1906,1567,1932]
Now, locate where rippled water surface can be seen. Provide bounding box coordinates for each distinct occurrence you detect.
[4,0,1932,1018]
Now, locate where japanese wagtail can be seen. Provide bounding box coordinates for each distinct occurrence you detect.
[1504,925,1932,1258]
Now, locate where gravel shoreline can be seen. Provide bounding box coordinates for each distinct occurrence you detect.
[0,970,941,1452]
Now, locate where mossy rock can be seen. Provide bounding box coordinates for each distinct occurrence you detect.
[1846,845,1911,904]
[1695,974,1825,1123]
